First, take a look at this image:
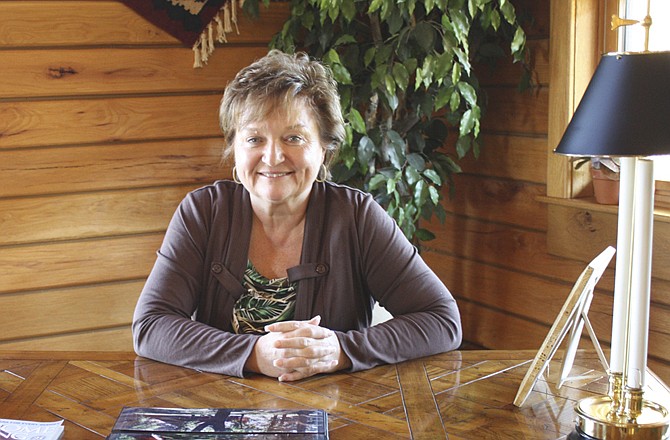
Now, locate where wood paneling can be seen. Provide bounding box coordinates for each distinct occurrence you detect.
[0,139,228,198]
[0,95,222,149]
[0,187,195,245]
[0,235,163,293]
[0,282,143,340]
[459,134,547,184]
[0,0,289,350]
[1,47,271,99]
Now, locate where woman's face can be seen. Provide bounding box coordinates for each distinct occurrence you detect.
[233,99,325,212]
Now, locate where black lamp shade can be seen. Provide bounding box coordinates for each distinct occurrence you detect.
[554,51,670,157]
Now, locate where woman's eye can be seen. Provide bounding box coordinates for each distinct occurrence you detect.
[286,135,304,144]
[246,137,262,145]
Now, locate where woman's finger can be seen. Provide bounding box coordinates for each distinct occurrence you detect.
[265,315,322,334]
[277,360,339,382]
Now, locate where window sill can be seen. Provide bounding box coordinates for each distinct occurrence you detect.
[540,195,670,279]
[538,195,670,223]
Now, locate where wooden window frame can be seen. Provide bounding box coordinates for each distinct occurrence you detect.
[545,0,670,263]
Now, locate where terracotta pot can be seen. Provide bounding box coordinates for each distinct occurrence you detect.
[591,167,619,205]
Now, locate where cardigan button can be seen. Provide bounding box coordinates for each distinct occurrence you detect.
[315,263,327,274]
[211,263,223,274]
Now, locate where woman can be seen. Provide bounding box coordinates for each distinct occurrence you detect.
[132,50,462,382]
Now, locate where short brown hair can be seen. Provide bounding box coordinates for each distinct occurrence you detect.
[219,50,345,166]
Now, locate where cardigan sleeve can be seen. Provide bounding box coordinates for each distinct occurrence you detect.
[336,194,462,371]
[132,186,260,377]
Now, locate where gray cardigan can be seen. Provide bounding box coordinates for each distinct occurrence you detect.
[132,180,462,377]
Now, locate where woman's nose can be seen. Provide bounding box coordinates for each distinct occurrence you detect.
[262,140,285,166]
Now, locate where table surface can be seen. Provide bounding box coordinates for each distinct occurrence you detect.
[1,350,668,439]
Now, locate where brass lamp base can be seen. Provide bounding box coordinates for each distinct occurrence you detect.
[575,395,670,439]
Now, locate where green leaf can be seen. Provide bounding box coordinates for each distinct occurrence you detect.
[348,108,366,134]
[414,180,427,206]
[364,47,376,67]
[374,44,393,65]
[407,153,426,171]
[340,0,356,22]
[385,91,399,111]
[331,63,353,85]
[415,228,436,241]
[451,63,461,85]
[423,169,442,185]
[369,0,384,13]
[511,27,526,58]
[449,89,461,112]
[387,8,404,34]
[368,173,388,191]
[407,0,417,15]
[300,11,314,30]
[392,63,409,92]
[453,47,471,75]
[414,66,424,90]
[386,177,397,196]
[403,58,418,74]
[435,0,448,11]
[420,56,434,89]
[380,0,393,20]
[358,135,375,164]
[457,81,477,107]
[384,73,396,96]
[412,21,435,52]
[434,86,451,111]
[449,9,470,46]
[324,48,341,65]
[433,52,453,85]
[490,9,501,31]
[386,130,406,168]
[456,135,472,158]
[459,109,476,137]
[499,0,516,24]
[334,35,357,46]
[428,185,440,205]
[327,4,339,22]
[404,166,422,185]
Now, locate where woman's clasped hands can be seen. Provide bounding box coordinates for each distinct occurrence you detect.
[246,315,350,382]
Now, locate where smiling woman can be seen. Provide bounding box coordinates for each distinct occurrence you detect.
[131,50,463,382]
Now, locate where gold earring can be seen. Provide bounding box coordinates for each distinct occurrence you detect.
[232,166,241,184]
[316,164,328,183]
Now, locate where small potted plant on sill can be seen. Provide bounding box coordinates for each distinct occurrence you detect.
[574,157,620,205]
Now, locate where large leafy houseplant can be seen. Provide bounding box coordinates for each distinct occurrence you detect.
[244,0,529,241]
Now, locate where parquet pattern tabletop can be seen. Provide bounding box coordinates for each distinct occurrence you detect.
[1,350,668,439]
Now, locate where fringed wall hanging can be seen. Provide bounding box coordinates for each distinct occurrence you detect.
[119,0,242,68]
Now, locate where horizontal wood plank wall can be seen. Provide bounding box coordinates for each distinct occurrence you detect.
[0,1,289,350]
[421,0,670,384]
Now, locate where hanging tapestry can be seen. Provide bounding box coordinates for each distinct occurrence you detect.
[120,0,242,67]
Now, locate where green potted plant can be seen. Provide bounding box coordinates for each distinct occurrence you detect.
[244,0,529,241]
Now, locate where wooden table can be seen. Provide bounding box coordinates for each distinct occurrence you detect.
[1,350,668,439]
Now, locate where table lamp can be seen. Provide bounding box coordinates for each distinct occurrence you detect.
[555,40,670,439]
[553,19,670,440]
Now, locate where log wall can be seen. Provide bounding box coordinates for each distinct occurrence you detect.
[0,0,289,350]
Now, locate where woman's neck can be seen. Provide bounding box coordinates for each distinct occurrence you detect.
[248,199,309,279]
